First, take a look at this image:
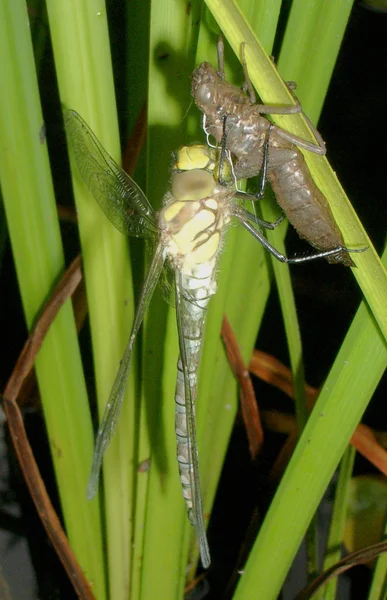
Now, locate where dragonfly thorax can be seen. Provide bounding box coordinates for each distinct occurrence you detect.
[159,170,228,278]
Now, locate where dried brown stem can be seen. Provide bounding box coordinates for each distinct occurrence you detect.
[250,349,387,476]
[221,314,263,459]
[295,541,387,600]
[2,256,95,599]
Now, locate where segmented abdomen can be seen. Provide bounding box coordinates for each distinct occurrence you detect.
[233,132,353,266]
[175,357,198,523]
[175,271,214,523]
[265,139,353,265]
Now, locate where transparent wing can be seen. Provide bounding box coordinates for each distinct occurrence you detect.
[175,272,211,568]
[145,237,175,307]
[159,258,214,310]
[87,242,165,499]
[155,258,209,310]
[65,110,158,238]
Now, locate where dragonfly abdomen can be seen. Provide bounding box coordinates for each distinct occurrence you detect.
[267,143,354,265]
[174,273,214,526]
[175,358,197,523]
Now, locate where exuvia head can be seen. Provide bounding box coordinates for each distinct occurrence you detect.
[191,62,218,86]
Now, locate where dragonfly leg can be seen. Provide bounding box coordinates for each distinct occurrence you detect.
[217,35,225,80]
[240,42,256,103]
[232,204,284,230]
[238,218,366,264]
[218,115,230,186]
[273,117,326,155]
[254,122,273,199]
[238,42,326,155]
[229,122,274,200]
[216,40,324,156]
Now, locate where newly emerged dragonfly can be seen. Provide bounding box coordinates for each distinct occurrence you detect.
[66,110,288,568]
[192,38,365,266]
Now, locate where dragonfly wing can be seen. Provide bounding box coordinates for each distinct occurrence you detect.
[174,271,211,568]
[87,242,165,499]
[65,110,158,237]
[158,255,176,307]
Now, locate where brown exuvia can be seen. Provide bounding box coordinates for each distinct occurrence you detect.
[192,40,358,266]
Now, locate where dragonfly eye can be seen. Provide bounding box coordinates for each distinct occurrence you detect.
[171,170,215,201]
[174,145,212,171]
[196,83,215,106]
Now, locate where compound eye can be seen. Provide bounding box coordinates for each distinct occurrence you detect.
[172,170,214,201]
[196,84,215,105]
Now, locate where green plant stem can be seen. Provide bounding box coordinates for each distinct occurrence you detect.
[368,511,387,600]
[0,0,105,596]
[46,1,135,597]
[278,0,355,122]
[205,0,387,344]
[233,249,387,599]
[137,2,206,599]
[318,446,356,600]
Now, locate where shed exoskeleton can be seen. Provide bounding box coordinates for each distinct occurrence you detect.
[192,37,365,266]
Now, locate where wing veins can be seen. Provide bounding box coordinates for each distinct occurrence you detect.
[87,242,165,499]
[65,110,158,237]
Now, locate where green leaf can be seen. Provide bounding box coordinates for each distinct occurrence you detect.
[0,0,105,595]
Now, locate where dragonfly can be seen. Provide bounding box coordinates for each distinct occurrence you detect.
[65,110,286,568]
[192,37,365,266]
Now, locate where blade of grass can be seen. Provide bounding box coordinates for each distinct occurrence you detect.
[278,0,355,122]
[261,190,308,429]
[319,446,356,600]
[123,6,151,598]
[233,248,387,599]
[368,515,387,600]
[0,0,104,595]
[220,3,386,596]
[46,1,136,597]
[195,6,386,598]
[3,257,95,599]
[237,0,281,51]
[259,0,361,440]
[137,2,205,598]
[204,0,387,343]
[193,4,387,597]
[185,0,283,572]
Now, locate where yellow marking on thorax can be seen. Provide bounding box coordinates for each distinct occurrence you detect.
[204,198,217,210]
[191,231,220,263]
[172,207,216,256]
[163,200,191,223]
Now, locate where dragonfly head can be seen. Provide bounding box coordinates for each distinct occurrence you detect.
[171,169,215,202]
[191,62,220,108]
